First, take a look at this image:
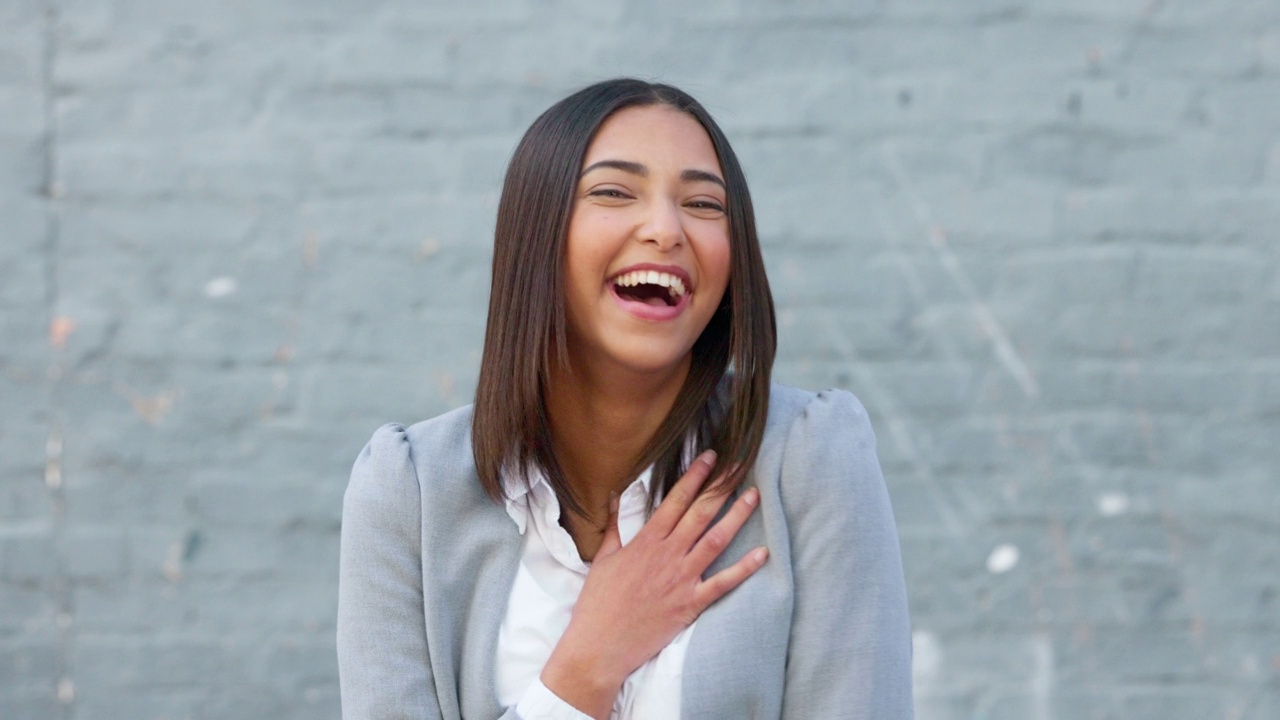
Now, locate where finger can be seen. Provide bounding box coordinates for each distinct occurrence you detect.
[669,478,735,549]
[683,487,760,571]
[596,492,623,558]
[693,546,769,610]
[646,450,717,536]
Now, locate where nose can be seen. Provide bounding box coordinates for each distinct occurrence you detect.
[636,199,685,252]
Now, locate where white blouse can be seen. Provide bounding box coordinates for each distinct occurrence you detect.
[495,465,695,720]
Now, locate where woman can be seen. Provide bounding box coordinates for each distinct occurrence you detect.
[337,79,913,719]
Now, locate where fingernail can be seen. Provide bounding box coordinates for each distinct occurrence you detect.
[742,488,758,507]
[699,450,717,467]
[753,547,769,563]
[609,491,619,512]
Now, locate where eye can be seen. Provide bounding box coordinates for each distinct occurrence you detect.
[686,199,726,214]
[586,187,633,200]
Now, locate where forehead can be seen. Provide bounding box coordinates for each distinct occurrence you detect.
[582,105,721,172]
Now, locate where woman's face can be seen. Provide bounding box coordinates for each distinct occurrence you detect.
[562,104,732,379]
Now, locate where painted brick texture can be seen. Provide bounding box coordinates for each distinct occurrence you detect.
[1,1,1277,718]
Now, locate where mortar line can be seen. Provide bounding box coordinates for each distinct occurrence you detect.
[40,2,59,312]
[41,1,73,716]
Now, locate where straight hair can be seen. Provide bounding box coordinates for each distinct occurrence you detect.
[472,78,776,517]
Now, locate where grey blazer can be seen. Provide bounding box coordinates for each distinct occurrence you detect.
[337,384,913,719]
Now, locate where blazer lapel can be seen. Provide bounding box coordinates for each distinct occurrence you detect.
[681,478,792,719]
[456,507,524,718]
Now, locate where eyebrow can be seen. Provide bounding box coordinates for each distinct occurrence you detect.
[681,168,726,190]
[580,159,726,190]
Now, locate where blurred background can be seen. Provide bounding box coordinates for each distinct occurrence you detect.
[2,0,1278,718]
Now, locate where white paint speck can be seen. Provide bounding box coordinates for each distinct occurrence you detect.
[1240,653,1260,677]
[1031,634,1055,720]
[1097,492,1130,516]
[204,276,238,299]
[44,462,61,489]
[987,543,1020,574]
[57,677,74,704]
[912,630,942,682]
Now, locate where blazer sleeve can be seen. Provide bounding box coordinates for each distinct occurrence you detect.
[338,424,526,720]
[778,390,914,719]
[338,423,443,719]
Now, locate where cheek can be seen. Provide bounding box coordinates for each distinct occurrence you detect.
[703,235,733,301]
[563,221,597,287]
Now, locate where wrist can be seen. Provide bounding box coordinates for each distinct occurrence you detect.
[540,642,625,720]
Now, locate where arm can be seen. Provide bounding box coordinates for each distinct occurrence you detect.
[337,425,527,719]
[337,424,443,719]
[779,390,914,719]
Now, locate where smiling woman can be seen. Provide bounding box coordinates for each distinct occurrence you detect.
[336,79,914,720]
[564,106,731,377]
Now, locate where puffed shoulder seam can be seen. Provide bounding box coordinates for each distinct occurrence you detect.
[344,422,421,513]
[806,387,871,424]
[791,388,875,448]
[779,388,880,501]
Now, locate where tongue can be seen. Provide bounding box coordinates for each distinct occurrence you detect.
[617,283,672,307]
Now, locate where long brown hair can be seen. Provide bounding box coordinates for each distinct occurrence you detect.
[472,78,776,516]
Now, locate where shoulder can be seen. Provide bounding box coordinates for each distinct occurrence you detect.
[760,383,884,510]
[763,383,875,457]
[344,404,484,521]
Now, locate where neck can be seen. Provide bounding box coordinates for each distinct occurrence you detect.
[543,352,690,527]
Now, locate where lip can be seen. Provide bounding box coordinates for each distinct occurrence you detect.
[606,263,694,292]
[607,262,694,322]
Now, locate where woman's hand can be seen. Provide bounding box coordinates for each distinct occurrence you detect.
[539,450,768,719]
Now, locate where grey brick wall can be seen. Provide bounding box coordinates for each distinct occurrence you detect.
[2,1,1277,718]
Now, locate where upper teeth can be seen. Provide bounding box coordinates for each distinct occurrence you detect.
[614,270,687,298]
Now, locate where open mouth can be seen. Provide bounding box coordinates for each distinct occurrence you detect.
[612,270,688,307]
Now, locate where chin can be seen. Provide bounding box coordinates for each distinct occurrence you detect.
[595,337,696,376]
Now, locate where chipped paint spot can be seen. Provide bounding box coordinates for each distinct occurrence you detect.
[987,543,1020,574]
[1098,492,1130,516]
[45,427,63,489]
[303,232,319,269]
[49,315,76,349]
[204,276,237,299]
[134,391,178,424]
[415,237,441,262]
[163,542,185,583]
[163,530,200,584]
[118,386,181,425]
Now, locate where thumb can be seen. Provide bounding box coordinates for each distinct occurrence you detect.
[596,492,622,558]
